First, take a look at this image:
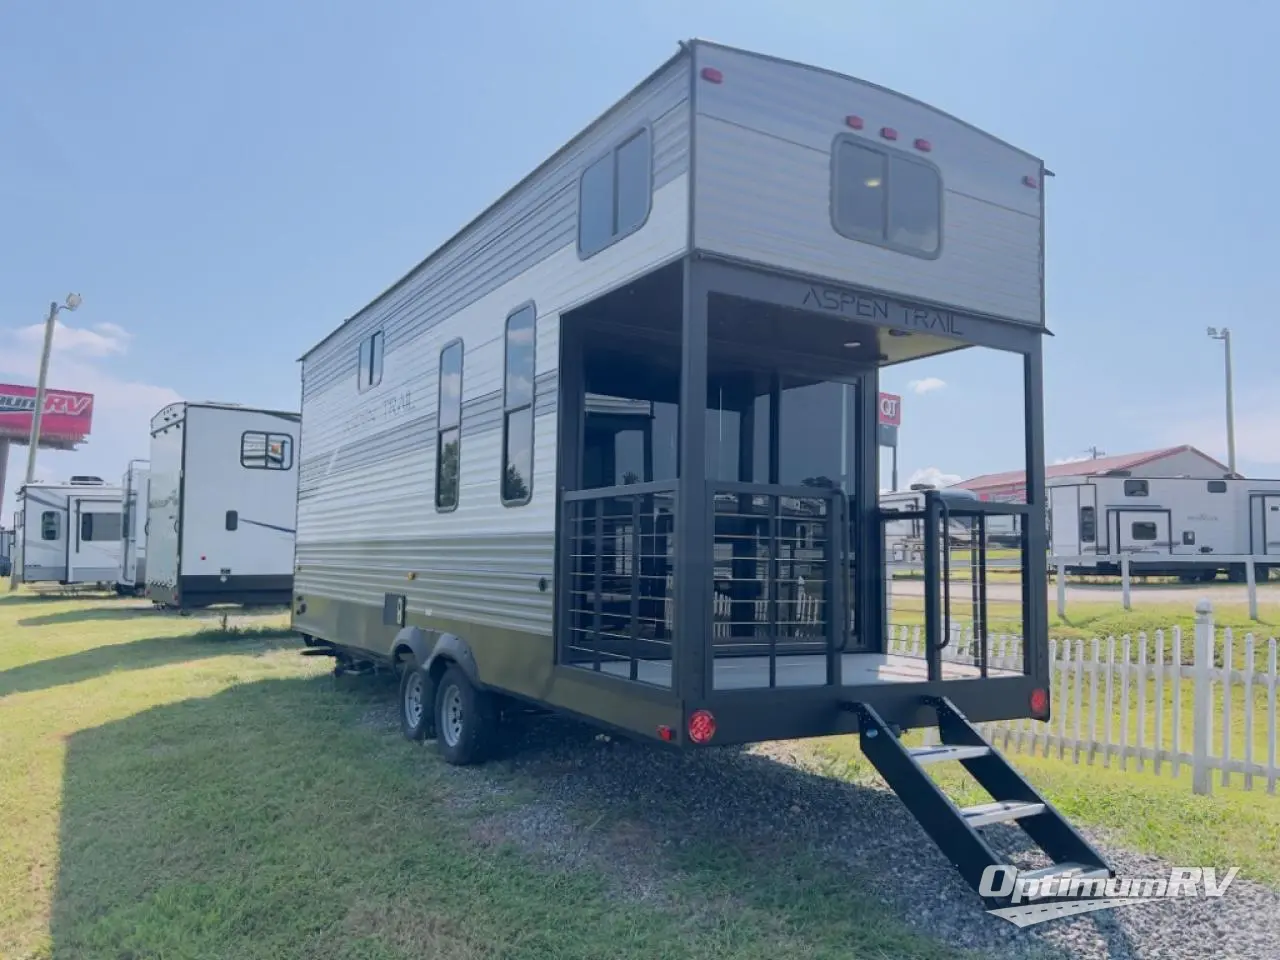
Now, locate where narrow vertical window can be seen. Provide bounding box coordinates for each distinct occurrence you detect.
[357,330,384,391]
[436,340,464,511]
[502,304,536,505]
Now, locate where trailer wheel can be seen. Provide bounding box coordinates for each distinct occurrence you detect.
[434,664,496,766]
[399,663,433,742]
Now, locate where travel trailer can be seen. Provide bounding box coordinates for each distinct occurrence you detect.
[290,40,1108,906]
[146,402,300,610]
[116,459,150,594]
[881,484,982,559]
[0,526,14,577]
[10,478,123,585]
[1049,473,1280,581]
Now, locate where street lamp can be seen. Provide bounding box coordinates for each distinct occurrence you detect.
[22,294,83,486]
[1206,327,1236,476]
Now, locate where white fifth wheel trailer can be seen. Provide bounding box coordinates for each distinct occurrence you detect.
[146,401,300,609]
[116,459,150,594]
[11,478,123,585]
[1049,473,1280,581]
[290,40,1109,909]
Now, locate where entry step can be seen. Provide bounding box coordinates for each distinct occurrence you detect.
[960,800,1046,827]
[908,744,991,765]
[1015,862,1112,886]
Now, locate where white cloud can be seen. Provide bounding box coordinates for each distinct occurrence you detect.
[0,318,181,515]
[908,466,962,488]
[908,377,946,395]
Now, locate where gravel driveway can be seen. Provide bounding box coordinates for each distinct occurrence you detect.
[370,700,1280,960]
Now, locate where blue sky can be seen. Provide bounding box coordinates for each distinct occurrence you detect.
[3,0,1278,517]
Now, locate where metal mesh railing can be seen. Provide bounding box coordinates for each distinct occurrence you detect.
[560,482,677,686]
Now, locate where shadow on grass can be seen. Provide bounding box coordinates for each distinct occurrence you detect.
[18,605,162,627]
[0,591,117,607]
[0,627,297,698]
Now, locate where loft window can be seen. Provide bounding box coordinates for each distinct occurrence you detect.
[358,330,384,392]
[501,304,536,505]
[832,135,942,258]
[242,432,294,470]
[1207,480,1227,493]
[436,340,464,511]
[1131,521,1158,541]
[577,128,653,258]
[1123,479,1149,497]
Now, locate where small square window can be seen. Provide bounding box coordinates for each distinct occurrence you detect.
[1207,480,1227,493]
[832,134,941,258]
[242,432,294,470]
[1123,479,1149,497]
[1131,521,1158,541]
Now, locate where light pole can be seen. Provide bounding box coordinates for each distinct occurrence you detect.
[1206,327,1236,476]
[22,293,83,486]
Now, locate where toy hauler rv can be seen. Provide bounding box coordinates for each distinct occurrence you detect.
[1049,473,1280,581]
[146,401,300,610]
[291,40,1108,906]
[10,478,123,585]
[116,459,150,594]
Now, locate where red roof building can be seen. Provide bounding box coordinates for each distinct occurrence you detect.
[955,445,1233,502]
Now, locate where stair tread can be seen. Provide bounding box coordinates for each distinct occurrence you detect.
[960,800,1046,827]
[1017,862,1111,883]
[908,744,991,764]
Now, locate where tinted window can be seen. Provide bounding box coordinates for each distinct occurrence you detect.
[832,135,941,257]
[578,154,614,258]
[81,512,122,542]
[777,381,857,489]
[225,510,239,531]
[1123,479,1149,497]
[833,140,885,240]
[614,130,652,235]
[41,511,60,541]
[358,331,384,391]
[1080,506,1096,543]
[502,304,536,505]
[1207,480,1228,493]
[578,128,652,258]
[1131,521,1158,541]
[242,432,294,470]
[889,157,942,254]
[436,341,464,511]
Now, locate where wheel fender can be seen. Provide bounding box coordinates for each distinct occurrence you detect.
[426,632,481,687]
[391,625,432,669]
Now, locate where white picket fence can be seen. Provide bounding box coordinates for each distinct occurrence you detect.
[886,601,1279,795]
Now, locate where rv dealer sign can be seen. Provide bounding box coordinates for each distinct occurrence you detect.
[878,392,901,447]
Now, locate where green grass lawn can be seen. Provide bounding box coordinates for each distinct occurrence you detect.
[0,592,983,960]
[4,590,1278,959]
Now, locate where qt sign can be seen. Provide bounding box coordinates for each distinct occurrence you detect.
[878,392,901,426]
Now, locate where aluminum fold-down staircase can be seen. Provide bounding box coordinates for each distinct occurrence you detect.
[845,696,1112,908]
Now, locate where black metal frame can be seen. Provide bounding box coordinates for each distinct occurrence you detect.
[552,253,1052,746]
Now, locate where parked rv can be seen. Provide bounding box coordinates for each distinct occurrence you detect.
[146,401,300,610]
[0,526,13,577]
[290,40,1108,906]
[1050,472,1280,581]
[881,484,982,558]
[10,477,123,586]
[116,459,151,595]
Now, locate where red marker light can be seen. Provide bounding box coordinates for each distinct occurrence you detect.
[914,138,932,152]
[700,67,723,84]
[845,115,865,130]
[688,710,716,744]
[1030,687,1049,716]
[1023,175,1039,189]
[880,127,898,141]
[657,725,674,742]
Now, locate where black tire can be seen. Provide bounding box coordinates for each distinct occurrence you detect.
[399,662,433,742]
[434,664,496,766]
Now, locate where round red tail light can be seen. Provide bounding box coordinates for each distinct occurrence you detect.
[688,710,716,744]
[1030,687,1049,716]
